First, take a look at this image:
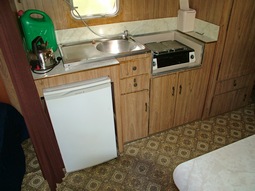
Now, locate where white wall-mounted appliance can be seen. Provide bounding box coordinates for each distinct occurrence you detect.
[177,0,196,32]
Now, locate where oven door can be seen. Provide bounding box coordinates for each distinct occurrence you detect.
[152,51,196,74]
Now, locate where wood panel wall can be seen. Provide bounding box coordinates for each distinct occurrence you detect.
[189,0,230,25]
[15,0,230,30]
[15,0,179,30]
[0,0,234,102]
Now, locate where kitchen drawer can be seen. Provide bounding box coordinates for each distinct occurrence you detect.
[210,87,249,116]
[120,74,149,94]
[119,56,151,78]
[215,74,252,95]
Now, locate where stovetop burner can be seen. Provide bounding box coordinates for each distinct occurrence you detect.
[145,40,189,54]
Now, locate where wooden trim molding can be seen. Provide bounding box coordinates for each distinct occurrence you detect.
[0,0,64,190]
[0,53,11,104]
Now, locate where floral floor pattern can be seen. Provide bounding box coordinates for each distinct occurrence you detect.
[21,103,255,191]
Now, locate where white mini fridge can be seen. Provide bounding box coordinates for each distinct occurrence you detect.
[43,77,117,172]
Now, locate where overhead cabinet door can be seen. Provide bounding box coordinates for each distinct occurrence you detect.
[217,0,255,80]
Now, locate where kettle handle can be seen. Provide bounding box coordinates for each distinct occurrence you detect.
[32,36,44,54]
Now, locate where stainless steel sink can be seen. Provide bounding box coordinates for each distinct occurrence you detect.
[59,37,147,68]
[96,39,145,54]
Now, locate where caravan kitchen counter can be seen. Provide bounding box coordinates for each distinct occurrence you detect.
[32,31,216,153]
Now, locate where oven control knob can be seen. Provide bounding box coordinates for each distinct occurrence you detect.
[189,52,196,63]
[152,58,158,70]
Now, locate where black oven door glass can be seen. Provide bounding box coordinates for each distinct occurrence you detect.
[155,51,190,68]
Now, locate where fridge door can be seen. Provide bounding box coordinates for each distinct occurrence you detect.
[43,77,117,172]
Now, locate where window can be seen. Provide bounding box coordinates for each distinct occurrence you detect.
[69,0,119,19]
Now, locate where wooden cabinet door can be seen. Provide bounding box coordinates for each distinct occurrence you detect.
[121,90,149,143]
[149,73,177,134]
[174,69,208,127]
[218,0,255,80]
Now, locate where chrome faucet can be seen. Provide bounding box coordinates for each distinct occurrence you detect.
[122,30,129,39]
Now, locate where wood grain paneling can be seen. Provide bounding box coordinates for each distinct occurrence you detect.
[15,0,234,34]
[210,87,249,116]
[174,43,215,126]
[215,74,253,95]
[119,54,151,79]
[149,73,177,134]
[120,74,149,94]
[217,0,255,80]
[202,0,234,118]
[16,0,179,29]
[203,0,255,118]
[15,0,232,29]
[174,67,210,127]
[189,0,231,25]
[121,90,149,143]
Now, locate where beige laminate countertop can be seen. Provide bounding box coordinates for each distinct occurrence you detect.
[32,30,216,80]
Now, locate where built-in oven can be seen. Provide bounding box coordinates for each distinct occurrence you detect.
[145,40,196,74]
[133,31,204,75]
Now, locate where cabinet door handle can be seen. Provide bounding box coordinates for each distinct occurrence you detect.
[172,87,175,96]
[133,78,137,87]
[179,85,182,95]
[233,80,237,87]
[132,66,137,71]
[145,103,148,112]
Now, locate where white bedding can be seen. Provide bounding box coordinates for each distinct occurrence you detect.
[173,135,255,191]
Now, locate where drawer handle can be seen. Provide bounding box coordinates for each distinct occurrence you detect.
[134,82,138,87]
[233,80,237,87]
[172,87,175,96]
[132,66,137,71]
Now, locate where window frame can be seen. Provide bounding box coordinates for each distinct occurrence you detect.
[69,0,120,20]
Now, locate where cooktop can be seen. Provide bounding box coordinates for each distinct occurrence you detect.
[144,40,190,54]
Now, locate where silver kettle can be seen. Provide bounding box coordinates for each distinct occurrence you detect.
[31,36,56,70]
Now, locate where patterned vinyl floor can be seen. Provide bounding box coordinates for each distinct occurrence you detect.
[21,103,255,191]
